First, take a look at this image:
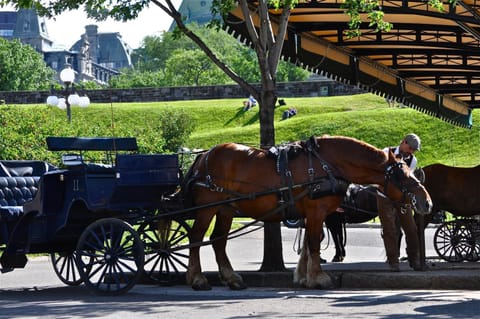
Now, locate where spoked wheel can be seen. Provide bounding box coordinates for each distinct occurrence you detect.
[51,251,83,286]
[76,218,145,295]
[434,221,472,262]
[138,218,191,285]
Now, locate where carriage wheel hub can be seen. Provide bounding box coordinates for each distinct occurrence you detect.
[105,253,117,263]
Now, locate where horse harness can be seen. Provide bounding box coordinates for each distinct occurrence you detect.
[270,137,350,220]
[192,136,350,221]
[383,161,423,214]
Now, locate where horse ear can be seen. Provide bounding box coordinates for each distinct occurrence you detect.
[387,149,397,162]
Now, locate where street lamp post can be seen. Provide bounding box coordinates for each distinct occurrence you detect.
[46,62,90,123]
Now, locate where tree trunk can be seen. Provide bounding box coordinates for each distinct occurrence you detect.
[258,89,276,149]
[258,89,286,272]
[155,0,288,272]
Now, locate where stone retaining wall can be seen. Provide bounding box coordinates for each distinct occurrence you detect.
[0,81,364,104]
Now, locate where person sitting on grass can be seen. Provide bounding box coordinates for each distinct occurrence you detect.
[243,95,257,111]
[282,107,297,120]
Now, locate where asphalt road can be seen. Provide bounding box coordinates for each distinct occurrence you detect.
[0,225,437,288]
[0,225,478,319]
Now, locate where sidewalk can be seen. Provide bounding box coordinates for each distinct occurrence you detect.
[198,225,480,290]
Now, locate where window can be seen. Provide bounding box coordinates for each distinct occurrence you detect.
[0,30,13,37]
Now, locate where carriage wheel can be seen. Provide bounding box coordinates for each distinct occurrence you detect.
[51,251,83,286]
[75,218,144,295]
[138,218,191,285]
[433,221,471,262]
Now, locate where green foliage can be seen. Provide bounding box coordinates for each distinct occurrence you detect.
[158,108,197,153]
[109,69,165,88]
[134,32,200,72]
[81,80,105,90]
[164,49,231,86]
[342,0,393,38]
[0,38,56,91]
[129,23,309,87]
[0,94,478,168]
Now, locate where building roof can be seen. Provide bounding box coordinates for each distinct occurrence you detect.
[70,26,132,70]
[225,0,478,128]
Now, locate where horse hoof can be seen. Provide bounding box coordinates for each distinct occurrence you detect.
[192,282,212,291]
[331,256,344,262]
[388,263,400,272]
[228,281,248,290]
[410,260,426,271]
[305,273,334,289]
[191,277,212,291]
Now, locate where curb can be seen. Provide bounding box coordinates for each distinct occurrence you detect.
[147,262,480,290]
[203,267,480,290]
[192,262,480,290]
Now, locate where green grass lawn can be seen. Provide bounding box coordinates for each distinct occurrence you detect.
[1,93,478,167]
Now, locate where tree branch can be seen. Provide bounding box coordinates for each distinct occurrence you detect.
[151,0,256,96]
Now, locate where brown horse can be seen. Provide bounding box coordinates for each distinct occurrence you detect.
[328,164,479,264]
[421,164,480,218]
[183,135,432,290]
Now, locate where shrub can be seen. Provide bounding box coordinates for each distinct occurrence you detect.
[158,108,196,153]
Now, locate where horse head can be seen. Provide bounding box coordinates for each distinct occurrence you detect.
[383,151,432,215]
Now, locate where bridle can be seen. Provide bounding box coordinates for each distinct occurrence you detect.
[384,161,423,212]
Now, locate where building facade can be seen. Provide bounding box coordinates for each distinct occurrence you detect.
[0,9,132,84]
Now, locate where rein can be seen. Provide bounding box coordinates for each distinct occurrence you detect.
[197,138,349,220]
[167,185,313,252]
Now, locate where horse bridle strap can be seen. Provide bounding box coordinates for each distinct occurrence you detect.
[305,137,343,194]
[383,161,422,212]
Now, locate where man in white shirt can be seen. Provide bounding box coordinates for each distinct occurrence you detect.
[377,133,422,271]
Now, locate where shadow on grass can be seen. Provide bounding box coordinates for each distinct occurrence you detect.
[225,107,259,127]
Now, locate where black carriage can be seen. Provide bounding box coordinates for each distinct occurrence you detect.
[432,213,480,263]
[0,136,190,295]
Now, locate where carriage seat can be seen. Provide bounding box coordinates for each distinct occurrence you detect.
[0,176,40,222]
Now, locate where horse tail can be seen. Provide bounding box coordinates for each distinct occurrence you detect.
[180,151,206,208]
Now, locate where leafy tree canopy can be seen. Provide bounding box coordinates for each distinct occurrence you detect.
[124,22,309,88]
[0,38,56,91]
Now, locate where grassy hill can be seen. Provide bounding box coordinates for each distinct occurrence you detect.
[1,93,478,167]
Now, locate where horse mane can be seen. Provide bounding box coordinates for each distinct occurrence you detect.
[180,151,206,208]
[315,135,388,167]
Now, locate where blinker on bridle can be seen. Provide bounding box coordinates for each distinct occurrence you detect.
[384,161,421,212]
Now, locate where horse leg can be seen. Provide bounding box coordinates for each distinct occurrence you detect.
[333,227,346,262]
[211,209,247,290]
[377,197,401,271]
[293,233,308,286]
[326,214,345,262]
[186,209,216,290]
[302,212,334,289]
[398,207,422,270]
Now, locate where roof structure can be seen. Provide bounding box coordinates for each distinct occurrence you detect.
[225,0,480,128]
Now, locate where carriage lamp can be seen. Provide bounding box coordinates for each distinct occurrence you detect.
[46,63,90,123]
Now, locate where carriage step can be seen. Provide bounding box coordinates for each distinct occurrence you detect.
[0,252,27,269]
